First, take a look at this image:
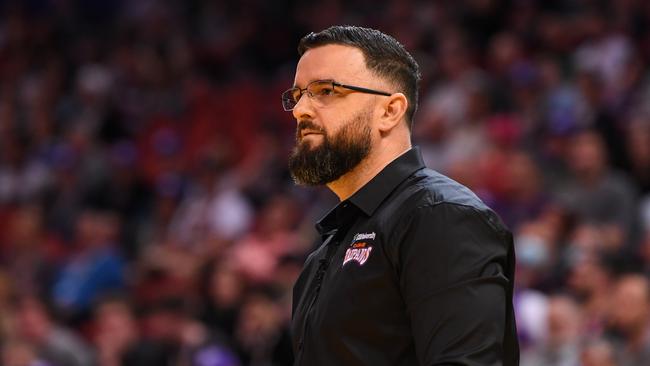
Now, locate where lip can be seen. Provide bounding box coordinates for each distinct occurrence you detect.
[301,131,323,139]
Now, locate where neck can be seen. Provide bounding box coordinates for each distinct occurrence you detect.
[327,140,411,201]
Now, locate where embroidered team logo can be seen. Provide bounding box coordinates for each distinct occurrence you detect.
[343,232,375,267]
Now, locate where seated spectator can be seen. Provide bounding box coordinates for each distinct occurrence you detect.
[558,129,639,248]
[92,296,139,366]
[2,203,63,299]
[1,338,51,366]
[11,295,93,366]
[580,338,617,366]
[134,297,240,366]
[492,151,549,229]
[198,260,247,338]
[567,249,615,336]
[521,294,582,366]
[228,194,302,285]
[234,288,292,366]
[606,273,650,366]
[169,154,253,250]
[51,208,126,324]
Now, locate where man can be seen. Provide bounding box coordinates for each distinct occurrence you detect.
[607,274,650,366]
[283,25,519,365]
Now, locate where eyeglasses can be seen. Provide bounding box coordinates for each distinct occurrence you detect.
[281,79,392,111]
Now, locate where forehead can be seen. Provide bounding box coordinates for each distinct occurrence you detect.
[294,44,370,87]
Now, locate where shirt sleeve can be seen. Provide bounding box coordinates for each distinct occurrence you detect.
[394,202,514,365]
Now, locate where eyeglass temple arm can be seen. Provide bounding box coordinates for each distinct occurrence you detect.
[333,82,392,96]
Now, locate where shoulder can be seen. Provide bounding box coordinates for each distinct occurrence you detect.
[380,168,508,235]
[410,168,487,208]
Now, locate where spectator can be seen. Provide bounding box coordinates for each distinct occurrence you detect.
[1,339,51,366]
[0,133,51,205]
[169,153,253,250]
[11,295,93,366]
[558,129,639,249]
[51,209,126,323]
[92,296,139,366]
[494,151,549,230]
[135,297,240,366]
[1,203,62,298]
[567,249,615,337]
[521,294,583,366]
[607,273,650,366]
[228,194,302,284]
[580,338,618,366]
[198,260,247,338]
[234,289,292,366]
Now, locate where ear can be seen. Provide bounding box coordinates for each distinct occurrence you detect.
[377,92,408,133]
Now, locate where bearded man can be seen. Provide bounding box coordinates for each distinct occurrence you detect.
[283,25,519,366]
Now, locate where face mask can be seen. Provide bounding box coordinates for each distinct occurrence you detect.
[516,234,550,269]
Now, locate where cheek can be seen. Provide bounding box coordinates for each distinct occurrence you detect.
[318,101,376,138]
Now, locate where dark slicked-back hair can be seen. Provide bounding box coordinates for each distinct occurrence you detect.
[298,25,421,128]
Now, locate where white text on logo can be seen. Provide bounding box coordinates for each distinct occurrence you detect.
[343,246,373,267]
[353,232,376,241]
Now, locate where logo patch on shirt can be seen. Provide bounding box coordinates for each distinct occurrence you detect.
[343,232,376,267]
[343,245,373,266]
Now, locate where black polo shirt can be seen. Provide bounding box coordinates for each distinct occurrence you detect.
[291,147,519,365]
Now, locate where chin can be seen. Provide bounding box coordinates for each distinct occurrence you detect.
[299,139,321,150]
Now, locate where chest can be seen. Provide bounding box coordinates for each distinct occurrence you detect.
[292,222,408,342]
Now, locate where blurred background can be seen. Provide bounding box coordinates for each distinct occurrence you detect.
[0,0,649,365]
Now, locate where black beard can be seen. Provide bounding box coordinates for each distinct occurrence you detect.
[288,111,372,186]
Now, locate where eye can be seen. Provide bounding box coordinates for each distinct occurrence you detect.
[311,82,336,97]
[317,86,335,96]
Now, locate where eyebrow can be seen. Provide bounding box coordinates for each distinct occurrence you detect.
[293,78,334,88]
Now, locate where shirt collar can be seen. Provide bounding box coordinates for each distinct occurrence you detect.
[349,146,425,216]
[316,146,425,236]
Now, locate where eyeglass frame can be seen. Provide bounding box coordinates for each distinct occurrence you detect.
[281,79,393,111]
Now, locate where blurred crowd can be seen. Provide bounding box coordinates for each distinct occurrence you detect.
[0,0,649,365]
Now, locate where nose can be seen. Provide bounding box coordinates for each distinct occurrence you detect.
[292,92,315,122]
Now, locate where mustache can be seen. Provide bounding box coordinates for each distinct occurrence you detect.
[296,120,326,138]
